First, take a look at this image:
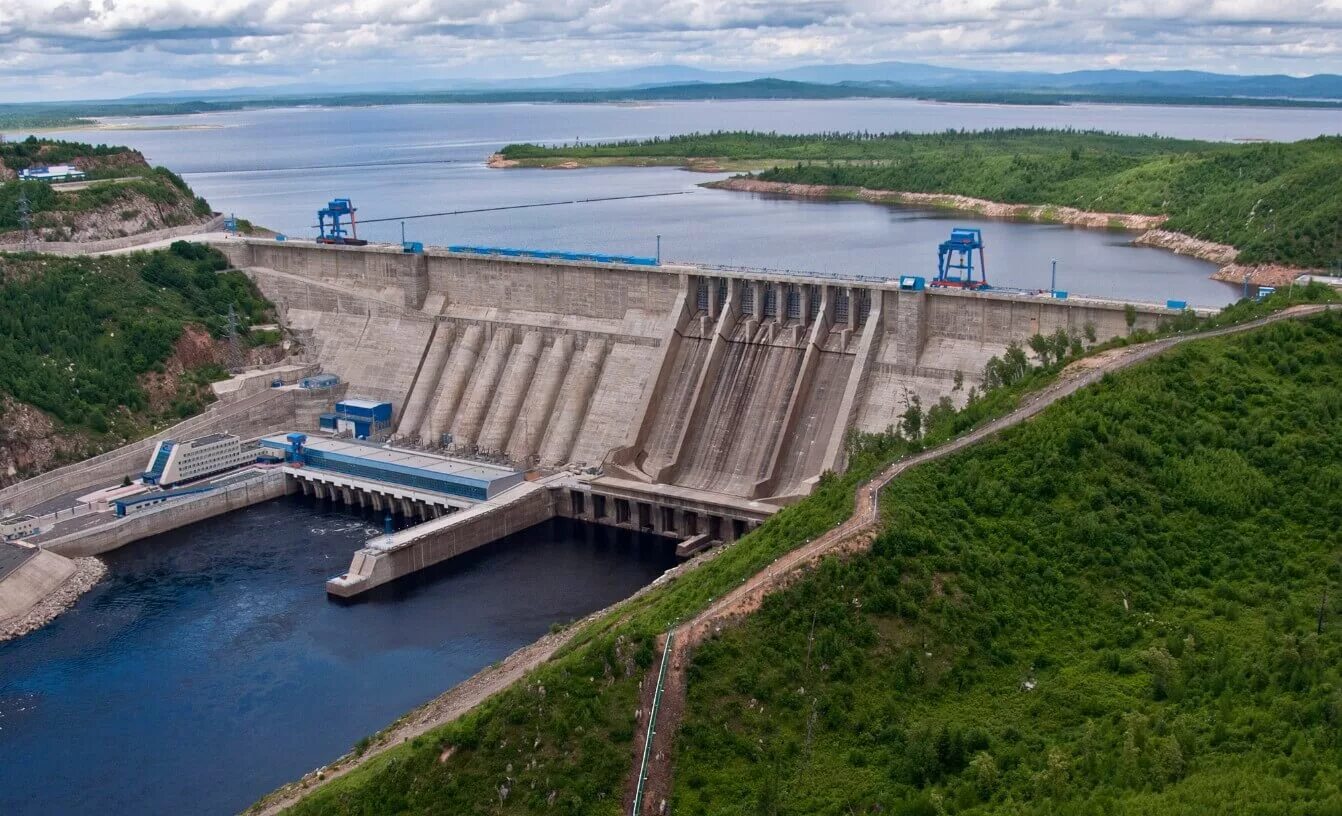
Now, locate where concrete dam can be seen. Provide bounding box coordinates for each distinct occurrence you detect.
[211,238,1179,592]
[219,238,1174,503]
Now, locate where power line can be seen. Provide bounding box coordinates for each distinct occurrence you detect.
[309,190,691,228]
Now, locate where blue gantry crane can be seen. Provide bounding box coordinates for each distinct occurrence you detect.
[933,227,989,290]
[316,198,368,246]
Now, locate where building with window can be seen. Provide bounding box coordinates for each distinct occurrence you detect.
[260,434,522,502]
[18,164,87,183]
[1,514,39,541]
[143,433,250,487]
[318,398,393,440]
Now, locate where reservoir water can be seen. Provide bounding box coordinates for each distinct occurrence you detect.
[0,500,675,816]
[32,98,1341,306]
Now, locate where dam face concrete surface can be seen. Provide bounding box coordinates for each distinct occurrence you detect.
[221,238,1179,511]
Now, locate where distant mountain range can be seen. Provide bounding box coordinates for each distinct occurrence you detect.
[117,61,1342,103]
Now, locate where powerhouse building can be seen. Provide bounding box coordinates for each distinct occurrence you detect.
[260,434,523,502]
[143,433,250,487]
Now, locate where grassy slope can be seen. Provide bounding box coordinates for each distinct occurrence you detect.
[674,312,1342,815]
[0,243,272,440]
[499,130,1342,269]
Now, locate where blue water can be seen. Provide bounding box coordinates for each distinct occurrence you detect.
[20,98,1310,306]
[0,500,675,816]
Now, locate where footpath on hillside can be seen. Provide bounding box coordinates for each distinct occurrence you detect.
[625,303,1335,815]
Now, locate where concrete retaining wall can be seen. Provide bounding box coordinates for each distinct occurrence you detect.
[0,548,77,624]
[0,215,226,255]
[43,470,289,557]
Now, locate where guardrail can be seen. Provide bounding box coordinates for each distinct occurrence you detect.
[632,631,675,816]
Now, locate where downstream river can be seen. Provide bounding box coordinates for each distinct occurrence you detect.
[31,98,1342,306]
[0,501,675,816]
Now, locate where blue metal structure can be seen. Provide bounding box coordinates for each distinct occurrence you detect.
[933,228,989,289]
[447,245,658,266]
[142,441,176,485]
[316,198,368,245]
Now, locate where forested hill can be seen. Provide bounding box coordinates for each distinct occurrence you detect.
[0,243,275,485]
[499,130,1342,269]
[673,311,1342,814]
[0,136,213,245]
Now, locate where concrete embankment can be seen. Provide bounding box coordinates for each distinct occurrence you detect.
[0,545,106,642]
[41,470,288,558]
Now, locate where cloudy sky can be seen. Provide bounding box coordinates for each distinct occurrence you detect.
[3,0,1342,101]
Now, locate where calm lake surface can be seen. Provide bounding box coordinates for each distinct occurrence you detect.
[0,501,675,816]
[35,98,1341,306]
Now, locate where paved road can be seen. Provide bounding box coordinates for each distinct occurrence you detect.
[0,541,37,582]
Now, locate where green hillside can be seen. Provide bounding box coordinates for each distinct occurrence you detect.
[0,242,272,438]
[500,130,1342,269]
[675,312,1342,814]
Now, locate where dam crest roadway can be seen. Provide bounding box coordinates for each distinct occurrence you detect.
[185,237,1191,596]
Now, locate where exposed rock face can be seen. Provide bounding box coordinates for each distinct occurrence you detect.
[0,397,89,490]
[0,190,208,246]
[1133,229,1239,265]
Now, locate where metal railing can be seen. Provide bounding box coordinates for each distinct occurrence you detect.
[632,631,675,816]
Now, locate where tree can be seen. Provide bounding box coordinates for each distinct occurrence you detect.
[901,395,923,440]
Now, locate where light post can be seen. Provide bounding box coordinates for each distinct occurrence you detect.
[1050,258,1057,296]
[656,234,661,264]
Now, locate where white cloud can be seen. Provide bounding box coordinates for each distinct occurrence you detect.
[1,0,1340,100]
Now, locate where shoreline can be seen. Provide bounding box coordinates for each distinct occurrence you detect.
[0,555,106,643]
[485,157,1314,289]
[706,177,1314,287]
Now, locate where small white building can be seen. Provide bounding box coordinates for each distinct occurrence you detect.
[143,433,250,487]
[18,164,87,183]
[1,514,39,540]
